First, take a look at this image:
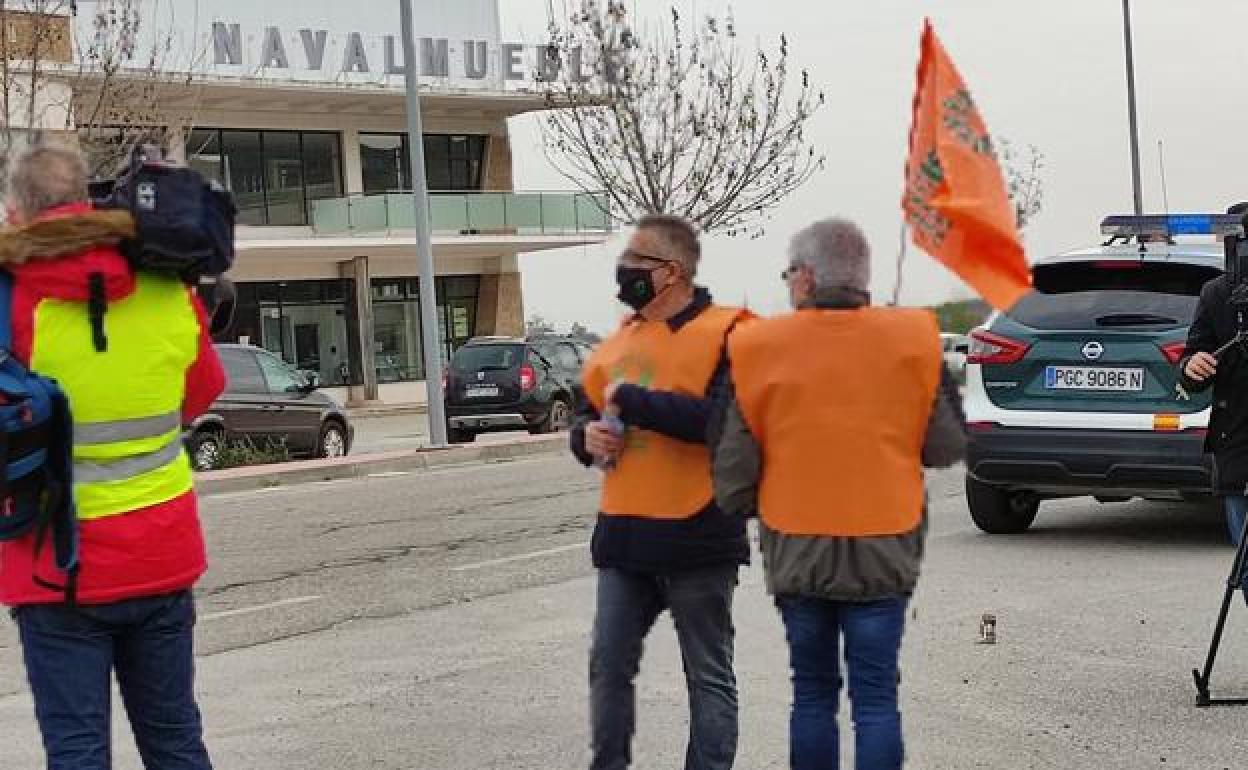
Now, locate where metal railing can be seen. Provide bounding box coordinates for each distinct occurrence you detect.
[310,190,613,236]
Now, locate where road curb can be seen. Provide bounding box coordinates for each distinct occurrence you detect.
[347,404,428,419]
[193,435,569,496]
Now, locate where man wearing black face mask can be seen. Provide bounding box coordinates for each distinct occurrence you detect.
[571,214,753,770]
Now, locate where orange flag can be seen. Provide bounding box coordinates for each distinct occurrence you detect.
[902,20,1032,311]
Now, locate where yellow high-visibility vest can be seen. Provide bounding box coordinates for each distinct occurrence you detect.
[30,273,199,520]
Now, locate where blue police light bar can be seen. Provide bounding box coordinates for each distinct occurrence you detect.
[1100,214,1245,238]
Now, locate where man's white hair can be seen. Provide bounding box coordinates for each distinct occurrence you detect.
[788,217,871,293]
[5,141,89,221]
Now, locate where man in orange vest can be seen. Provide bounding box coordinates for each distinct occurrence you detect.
[571,214,752,770]
[713,218,965,770]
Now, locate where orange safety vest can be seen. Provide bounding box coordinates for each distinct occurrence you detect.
[583,305,749,519]
[729,307,942,537]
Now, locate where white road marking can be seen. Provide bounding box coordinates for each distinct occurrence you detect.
[201,595,324,622]
[451,542,589,572]
[367,471,411,478]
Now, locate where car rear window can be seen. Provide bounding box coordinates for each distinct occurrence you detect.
[1010,262,1219,331]
[452,344,524,372]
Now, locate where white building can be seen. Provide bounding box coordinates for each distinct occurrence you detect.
[6,0,610,405]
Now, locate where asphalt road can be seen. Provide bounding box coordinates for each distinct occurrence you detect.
[1,454,1247,768]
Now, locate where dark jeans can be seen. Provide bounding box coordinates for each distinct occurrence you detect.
[589,565,738,770]
[777,595,909,770]
[13,590,212,770]
[1226,495,1248,604]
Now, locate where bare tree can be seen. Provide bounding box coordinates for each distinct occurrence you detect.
[1000,138,1045,231]
[539,1,825,238]
[0,0,199,180]
[526,314,558,336]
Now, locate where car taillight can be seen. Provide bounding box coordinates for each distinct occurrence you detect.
[520,364,536,392]
[967,330,1031,365]
[1159,341,1186,365]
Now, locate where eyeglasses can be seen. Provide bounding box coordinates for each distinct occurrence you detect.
[620,248,678,266]
[781,265,802,282]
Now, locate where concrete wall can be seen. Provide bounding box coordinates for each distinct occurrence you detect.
[484,131,514,191]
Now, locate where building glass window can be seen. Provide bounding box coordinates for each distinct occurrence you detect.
[303,133,343,213]
[360,134,407,194]
[219,130,264,225]
[186,129,223,185]
[359,133,488,194]
[212,277,481,386]
[187,129,343,226]
[263,131,304,226]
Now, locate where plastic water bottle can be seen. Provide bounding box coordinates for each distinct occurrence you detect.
[597,411,625,471]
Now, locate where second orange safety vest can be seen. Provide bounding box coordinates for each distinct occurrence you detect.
[729,307,942,537]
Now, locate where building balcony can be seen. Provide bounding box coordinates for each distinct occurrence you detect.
[310,190,614,237]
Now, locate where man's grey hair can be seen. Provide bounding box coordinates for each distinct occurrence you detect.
[636,214,702,277]
[5,142,89,222]
[788,217,871,293]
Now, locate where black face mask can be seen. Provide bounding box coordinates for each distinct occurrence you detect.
[616,266,660,311]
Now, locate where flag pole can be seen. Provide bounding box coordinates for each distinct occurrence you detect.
[892,221,908,306]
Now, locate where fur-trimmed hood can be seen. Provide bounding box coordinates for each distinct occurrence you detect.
[0,206,134,265]
[0,204,137,302]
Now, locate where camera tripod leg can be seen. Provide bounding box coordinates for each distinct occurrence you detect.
[1193,500,1248,707]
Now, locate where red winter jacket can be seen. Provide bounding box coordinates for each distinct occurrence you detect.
[0,203,225,606]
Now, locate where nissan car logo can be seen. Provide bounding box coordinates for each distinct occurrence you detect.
[1082,341,1105,361]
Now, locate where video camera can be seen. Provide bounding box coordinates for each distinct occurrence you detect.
[1223,204,1248,315]
[89,143,238,336]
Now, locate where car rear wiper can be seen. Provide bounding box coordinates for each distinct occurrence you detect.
[1095,313,1178,327]
[476,364,513,372]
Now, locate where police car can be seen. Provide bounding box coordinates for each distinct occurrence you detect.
[962,214,1239,533]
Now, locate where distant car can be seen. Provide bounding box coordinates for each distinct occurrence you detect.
[185,344,354,471]
[941,333,970,376]
[963,235,1218,534]
[444,335,592,443]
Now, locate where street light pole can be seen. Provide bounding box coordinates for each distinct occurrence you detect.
[1121,0,1145,216]
[400,0,448,448]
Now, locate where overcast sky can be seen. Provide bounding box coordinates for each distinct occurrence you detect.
[497,0,1248,332]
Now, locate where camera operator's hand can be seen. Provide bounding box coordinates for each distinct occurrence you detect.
[1185,351,1218,382]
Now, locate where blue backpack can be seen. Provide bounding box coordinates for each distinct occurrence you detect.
[0,273,78,603]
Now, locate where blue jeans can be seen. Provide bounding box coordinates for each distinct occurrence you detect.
[13,591,212,770]
[777,595,909,770]
[589,566,738,770]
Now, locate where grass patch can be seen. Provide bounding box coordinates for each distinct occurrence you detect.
[217,437,291,469]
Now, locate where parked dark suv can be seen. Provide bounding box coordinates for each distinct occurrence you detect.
[186,344,354,470]
[444,335,593,443]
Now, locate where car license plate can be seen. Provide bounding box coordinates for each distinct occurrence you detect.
[1044,366,1144,392]
[465,385,500,398]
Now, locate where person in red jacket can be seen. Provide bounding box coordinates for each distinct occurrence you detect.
[0,143,225,769]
